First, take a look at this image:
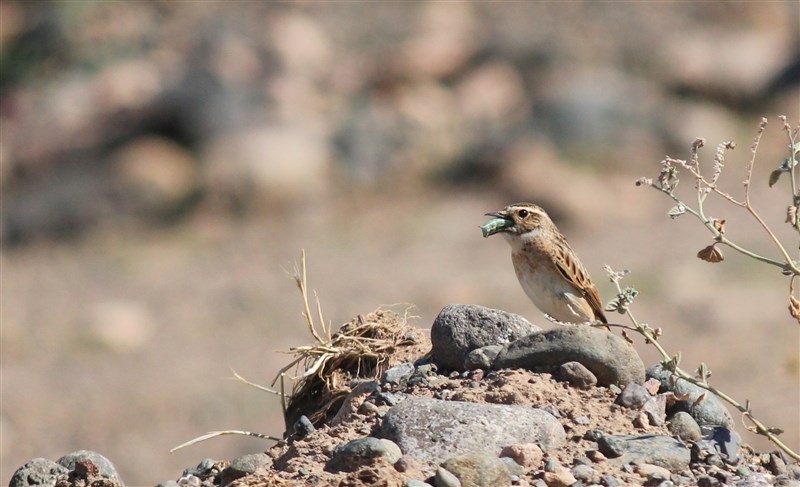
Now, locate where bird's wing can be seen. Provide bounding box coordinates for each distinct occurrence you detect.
[551,235,608,323]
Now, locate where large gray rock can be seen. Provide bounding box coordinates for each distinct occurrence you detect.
[56,450,121,481]
[9,458,68,487]
[493,327,645,386]
[379,396,565,464]
[647,364,734,427]
[597,434,691,473]
[431,305,540,370]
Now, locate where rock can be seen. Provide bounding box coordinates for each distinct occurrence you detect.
[768,452,788,476]
[597,434,691,472]
[736,473,775,487]
[182,458,217,477]
[431,304,540,370]
[435,467,463,487]
[329,437,402,472]
[155,481,179,487]
[776,477,800,487]
[113,136,199,217]
[571,464,596,481]
[406,481,432,487]
[380,396,565,464]
[542,466,577,487]
[375,392,408,407]
[219,453,273,484]
[616,383,651,408]
[544,459,560,472]
[88,299,156,354]
[643,395,667,426]
[202,124,330,205]
[400,2,479,79]
[559,361,598,389]
[456,61,528,125]
[9,458,69,487]
[647,364,733,427]
[499,457,524,476]
[600,474,621,487]
[500,443,544,468]
[56,451,121,481]
[637,463,671,481]
[465,345,504,370]
[383,363,416,387]
[698,475,721,486]
[587,450,606,462]
[442,452,512,487]
[788,463,800,480]
[177,475,201,487]
[493,327,646,386]
[668,412,702,442]
[292,415,315,437]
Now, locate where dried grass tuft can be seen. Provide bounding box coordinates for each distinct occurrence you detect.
[274,251,420,429]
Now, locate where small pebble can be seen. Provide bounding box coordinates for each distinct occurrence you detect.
[573,456,592,466]
[600,475,621,487]
[705,454,724,468]
[696,475,720,487]
[587,450,607,463]
[636,463,670,481]
[435,467,461,487]
[668,412,702,442]
[571,464,595,481]
[544,459,560,472]
[615,383,651,409]
[584,429,604,442]
[293,415,315,437]
[500,443,543,468]
[542,466,577,487]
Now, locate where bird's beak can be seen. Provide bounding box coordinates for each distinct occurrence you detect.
[481,211,514,238]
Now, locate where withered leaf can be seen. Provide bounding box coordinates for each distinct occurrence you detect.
[690,392,707,408]
[668,204,687,219]
[621,329,634,344]
[789,295,800,323]
[769,169,783,187]
[663,391,691,408]
[787,206,798,229]
[697,244,724,263]
[767,428,785,436]
[712,219,726,234]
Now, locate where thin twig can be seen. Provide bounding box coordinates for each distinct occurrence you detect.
[170,430,282,453]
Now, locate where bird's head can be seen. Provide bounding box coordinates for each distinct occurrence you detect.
[481,203,551,240]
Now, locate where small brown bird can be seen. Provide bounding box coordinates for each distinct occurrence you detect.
[482,202,608,324]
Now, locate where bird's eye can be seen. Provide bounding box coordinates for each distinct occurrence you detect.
[518,209,529,218]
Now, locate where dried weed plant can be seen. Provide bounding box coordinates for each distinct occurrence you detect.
[607,116,800,461]
[269,250,419,428]
[172,250,419,452]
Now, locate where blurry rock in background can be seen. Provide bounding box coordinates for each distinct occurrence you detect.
[1,2,797,245]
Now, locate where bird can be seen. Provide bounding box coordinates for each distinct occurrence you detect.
[481,202,608,325]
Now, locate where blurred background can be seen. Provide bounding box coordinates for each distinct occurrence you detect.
[1,1,799,484]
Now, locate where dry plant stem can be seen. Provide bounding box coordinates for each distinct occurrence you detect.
[663,121,799,274]
[609,278,800,461]
[170,430,282,453]
[658,186,785,269]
